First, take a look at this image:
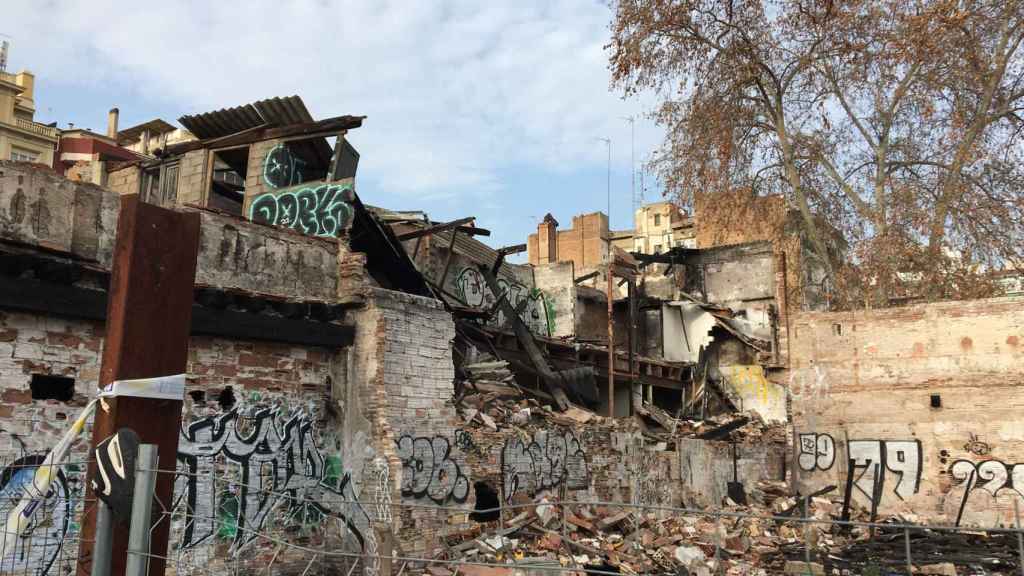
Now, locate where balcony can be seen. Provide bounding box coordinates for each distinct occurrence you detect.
[3,117,58,140]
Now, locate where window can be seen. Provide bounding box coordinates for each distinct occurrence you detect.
[140,162,180,207]
[30,374,75,402]
[654,244,662,254]
[653,213,661,226]
[10,148,38,163]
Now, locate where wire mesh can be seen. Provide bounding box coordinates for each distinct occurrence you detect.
[0,450,1017,576]
[109,465,1024,576]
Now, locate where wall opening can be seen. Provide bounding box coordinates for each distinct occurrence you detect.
[189,390,206,403]
[29,374,74,402]
[217,386,236,411]
[469,481,500,522]
[930,394,941,409]
[209,147,248,215]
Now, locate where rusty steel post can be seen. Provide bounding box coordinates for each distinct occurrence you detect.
[77,196,201,576]
[607,264,615,417]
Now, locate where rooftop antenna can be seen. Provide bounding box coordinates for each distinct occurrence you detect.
[622,116,637,215]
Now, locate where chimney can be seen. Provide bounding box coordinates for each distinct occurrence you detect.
[107,108,119,139]
[538,213,559,265]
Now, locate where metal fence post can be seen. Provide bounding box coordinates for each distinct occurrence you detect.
[125,444,159,576]
[90,500,113,576]
[904,527,913,574]
[803,495,813,574]
[1015,499,1024,576]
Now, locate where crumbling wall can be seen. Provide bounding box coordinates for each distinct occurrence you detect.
[0,162,342,300]
[0,161,119,266]
[366,289,462,558]
[788,296,1024,526]
[532,261,576,338]
[414,233,556,336]
[676,438,786,507]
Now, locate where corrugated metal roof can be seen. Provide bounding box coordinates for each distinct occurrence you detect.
[178,95,315,140]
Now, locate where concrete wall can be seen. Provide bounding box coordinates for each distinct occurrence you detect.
[0,161,341,300]
[789,296,1024,526]
[531,261,576,338]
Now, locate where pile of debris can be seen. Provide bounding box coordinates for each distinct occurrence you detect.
[455,356,786,443]
[427,490,1020,576]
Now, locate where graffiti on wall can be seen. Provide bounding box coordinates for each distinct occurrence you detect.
[0,454,77,576]
[175,408,373,557]
[621,434,670,507]
[502,430,588,503]
[249,182,355,238]
[797,433,836,472]
[454,267,553,336]
[947,459,1024,526]
[263,143,308,189]
[395,435,471,504]
[797,434,922,502]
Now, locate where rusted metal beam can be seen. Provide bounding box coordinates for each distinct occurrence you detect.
[77,196,201,576]
[607,266,615,417]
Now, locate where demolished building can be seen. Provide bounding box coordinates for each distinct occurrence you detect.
[0,95,1021,576]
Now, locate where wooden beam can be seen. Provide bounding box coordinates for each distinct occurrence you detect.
[0,275,354,348]
[477,263,570,410]
[574,270,600,284]
[395,217,476,241]
[497,243,527,255]
[78,196,201,576]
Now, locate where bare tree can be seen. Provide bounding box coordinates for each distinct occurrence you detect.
[610,0,1024,307]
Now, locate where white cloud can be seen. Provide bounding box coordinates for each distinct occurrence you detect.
[5,0,664,200]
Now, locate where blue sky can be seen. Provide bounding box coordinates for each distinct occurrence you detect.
[5,1,664,255]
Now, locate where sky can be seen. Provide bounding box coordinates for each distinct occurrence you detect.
[4,1,665,255]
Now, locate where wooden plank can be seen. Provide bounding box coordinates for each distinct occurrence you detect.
[497,243,527,255]
[77,196,201,576]
[395,217,475,241]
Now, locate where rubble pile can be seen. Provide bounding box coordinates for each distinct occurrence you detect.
[427,493,1022,576]
[444,357,1019,575]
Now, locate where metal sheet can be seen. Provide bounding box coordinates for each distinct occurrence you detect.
[178,95,315,140]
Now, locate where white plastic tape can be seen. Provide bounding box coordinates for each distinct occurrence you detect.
[98,373,186,400]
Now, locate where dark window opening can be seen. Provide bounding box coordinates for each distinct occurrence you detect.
[653,213,661,226]
[209,147,249,216]
[469,481,500,522]
[930,394,941,409]
[188,390,206,403]
[30,374,74,402]
[217,386,236,411]
[832,323,842,336]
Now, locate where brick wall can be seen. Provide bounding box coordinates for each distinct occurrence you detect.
[176,149,207,206]
[526,212,609,272]
[0,308,350,575]
[105,164,139,197]
[788,296,1024,526]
